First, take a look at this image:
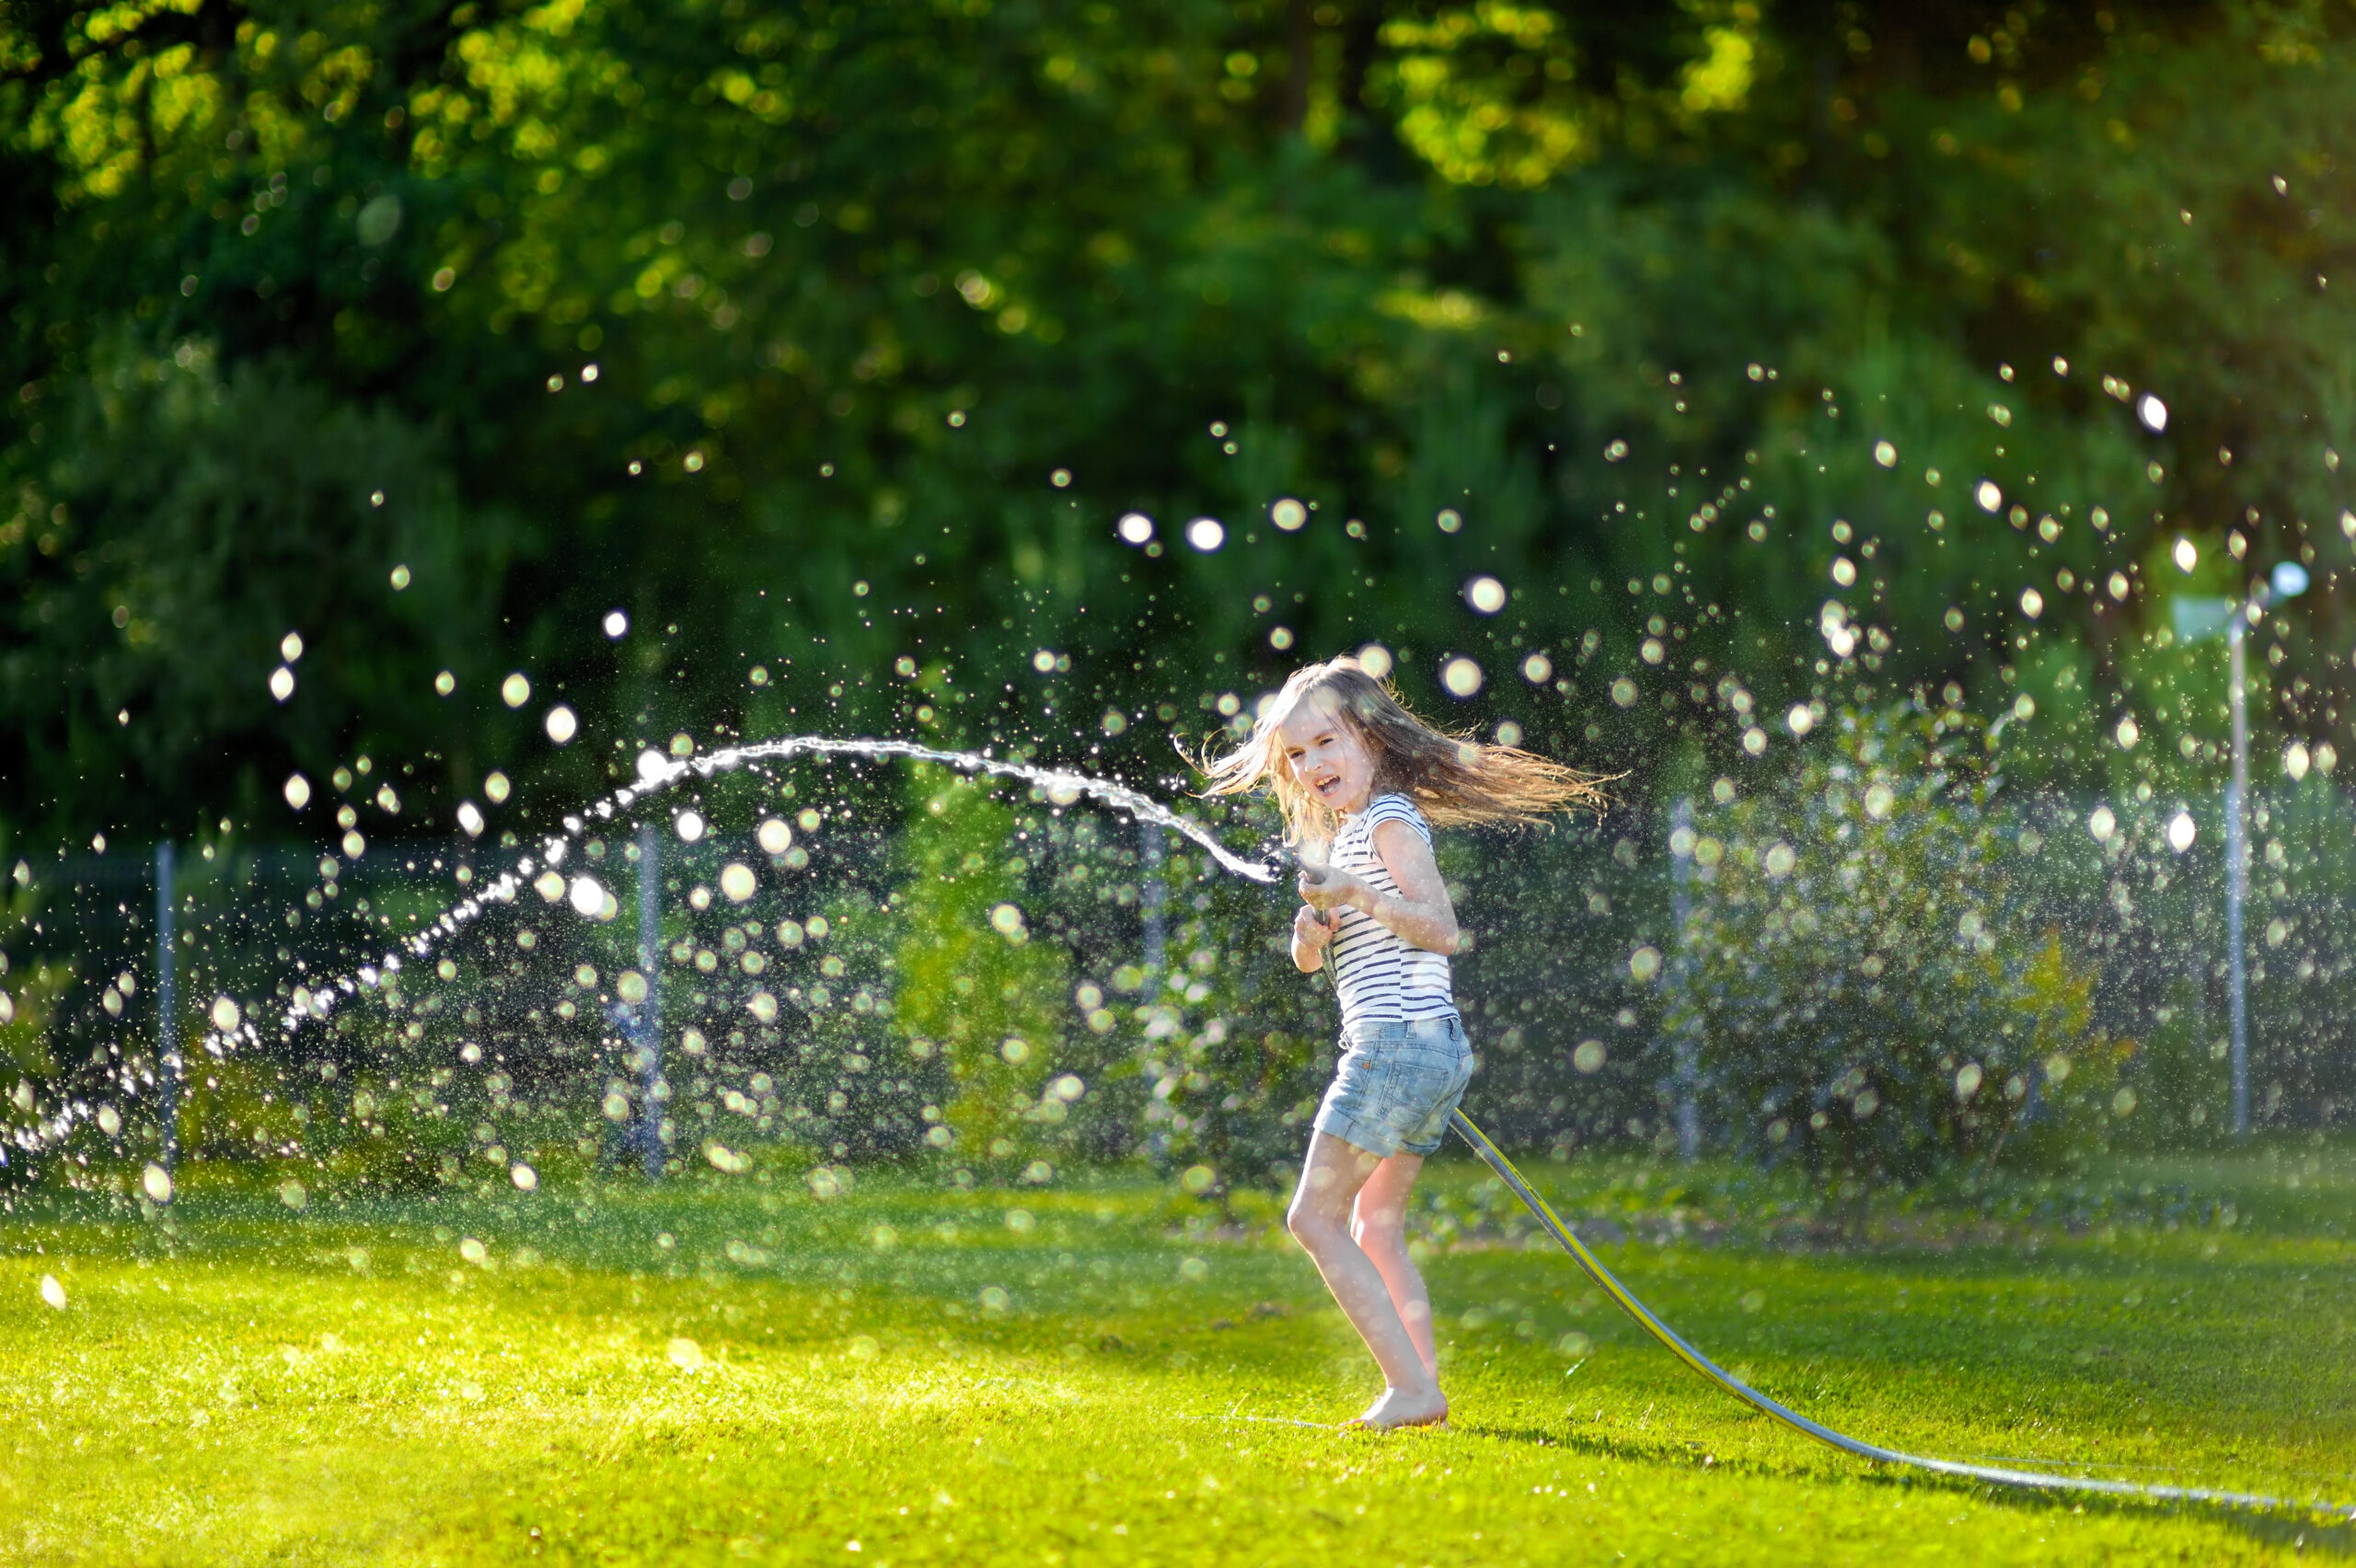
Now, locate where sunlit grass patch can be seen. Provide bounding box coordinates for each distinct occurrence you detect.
[3,1147,2350,1564]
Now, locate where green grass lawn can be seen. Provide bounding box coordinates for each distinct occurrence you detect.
[4,1146,2352,1565]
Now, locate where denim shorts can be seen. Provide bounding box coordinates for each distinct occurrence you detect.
[1313,1014,1474,1159]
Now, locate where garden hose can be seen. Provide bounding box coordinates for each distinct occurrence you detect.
[1446,1108,2350,1519]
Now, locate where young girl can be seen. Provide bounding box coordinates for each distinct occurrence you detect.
[1203,657,1600,1430]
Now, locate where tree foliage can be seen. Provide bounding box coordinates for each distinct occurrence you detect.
[5,0,2355,854]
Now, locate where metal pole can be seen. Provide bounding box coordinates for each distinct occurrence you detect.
[638,820,665,1178]
[155,841,179,1171]
[2226,616,2250,1137]
[1670,797,1699,1162]
[1139,821,1167,1000]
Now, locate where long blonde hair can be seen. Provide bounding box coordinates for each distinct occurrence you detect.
[1197,657,1607,847]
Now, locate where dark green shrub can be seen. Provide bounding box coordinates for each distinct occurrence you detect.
[1666,703,2131,1192]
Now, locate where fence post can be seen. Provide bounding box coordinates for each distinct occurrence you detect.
[1670,798,1700,1162]
[155,841,179,1172]
[638,820,665,1178]
[1139,821,1167,1000]
[2226,617,2251,1137]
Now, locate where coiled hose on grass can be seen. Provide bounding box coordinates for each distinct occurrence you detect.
[1448,1109,2349,1520]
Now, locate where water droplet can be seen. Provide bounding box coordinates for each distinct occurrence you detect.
[97,1105,120,1136]
[142,1163,173,1204]
[2167,811,2197,852]
[1786,704,1814,737]
[1441,656,1484,697]
[280,631,305,662]
[2013,694,2036,721]
[456,801,485,837]
[568,876,606,917]
[676,810,706,843]
[2019,587,2044,618]
[1573,1040,1606,1074]
[1436,508,1463,532]
[1611,677,1638,708]
[279,1178,307,1210]
[2116,715,2140,750]
[283,773,311,810]
[458,1236,489,1266]
[1271,497,1308,531]
[1956,1062,1984,1099]
[999,1036,1031,1064]
[2285,742,2311,780]
[2089,805,2118,841]
[39,1274,66,1310]
[389,563,411,589]
[1179,1257,1209,1282]
[1872,440,1896,467]
[990,904,1026,940]
[720,863,757,903]
[604,609,629,639]
[1116,512,1154,545]
[1763,842,1796,877]
[484,771,512,803]
[1356,643,1393,679]
[269,666,296,702]
[2174,537,2199,572]
[210,995,241,1032]
[1520,652,1553,684]
[1184,517,1225,551]
[1976,479,2003,513]
[2137,393,2167,432]
[511,1162,538,1192]
[1863,783,1895,819]
[545,705,579,744]
[1464,576,1507,614]
[1629,945,1661,982]
[501,673,532,709]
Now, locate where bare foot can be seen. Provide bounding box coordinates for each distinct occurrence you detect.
[1342,1385,1450,1432]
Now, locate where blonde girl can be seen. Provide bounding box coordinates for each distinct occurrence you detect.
[1202,657,1601,1429]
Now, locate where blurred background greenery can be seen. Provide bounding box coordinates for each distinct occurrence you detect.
[8,0,2356,1186]
[7,0,2356,838]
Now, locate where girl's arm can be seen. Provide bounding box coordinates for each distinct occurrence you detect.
[1300,821,1459,954]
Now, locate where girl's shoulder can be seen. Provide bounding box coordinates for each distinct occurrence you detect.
[1358,792,1433,841]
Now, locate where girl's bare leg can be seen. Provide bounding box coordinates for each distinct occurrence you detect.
[1351,1151,1436,1379]
[1287,1132,1449,1429]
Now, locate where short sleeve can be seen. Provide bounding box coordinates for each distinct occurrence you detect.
[1361,794,1432,846]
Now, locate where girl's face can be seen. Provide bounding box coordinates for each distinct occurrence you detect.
[1276,692,1376,815]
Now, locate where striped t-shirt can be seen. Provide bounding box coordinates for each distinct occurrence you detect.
[1324,793,1456,1030]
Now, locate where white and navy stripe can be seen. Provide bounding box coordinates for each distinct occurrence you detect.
[1325,793,1455,1030]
